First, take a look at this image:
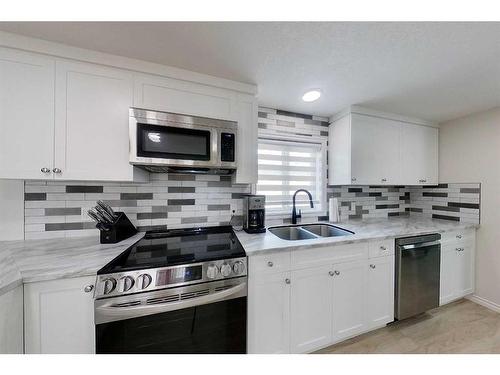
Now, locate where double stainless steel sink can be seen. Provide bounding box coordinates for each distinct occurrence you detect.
[268,224,354,241]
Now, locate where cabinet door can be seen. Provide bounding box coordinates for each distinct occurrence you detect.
[351,114,401,185]
[332,260,367,342]
[400,124,438,185]
[367,256,395,329]
[234,93,258,184]
[290,265,333,353]
[134,74,237,121]
[0,48,55,179]
[54,61,146,181]
[248,272,290,354]
[24,276,96,354]
[456,242,474,297]
[439,246,457,305]
[0,286,24,353]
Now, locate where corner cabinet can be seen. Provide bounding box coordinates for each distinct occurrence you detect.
[328,108,438,185]
[24,276,96,354]
[248,240,395,354]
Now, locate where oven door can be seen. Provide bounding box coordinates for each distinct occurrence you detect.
[95,278,247,354]
[129,117,218,168]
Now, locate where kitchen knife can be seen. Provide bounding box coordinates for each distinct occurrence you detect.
[87,209,102,224]
[89,208,111,225]
[95,205,115,224]
[97,200,117,220]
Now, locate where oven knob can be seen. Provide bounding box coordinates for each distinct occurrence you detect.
[206,264,220,279]
[102,278,117,295]
[220,262,232,277]
[118,276,135,292]
[137,274,152,289]
[232,261,245,275]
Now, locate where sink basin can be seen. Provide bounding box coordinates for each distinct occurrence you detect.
[268,223,354,241]
[300,224,354,238]
[268,226,317,241]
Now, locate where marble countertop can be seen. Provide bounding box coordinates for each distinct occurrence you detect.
[0,232,144,295]
[235,217,478,256]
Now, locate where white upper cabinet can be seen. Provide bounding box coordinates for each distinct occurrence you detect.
[0,48,55,179]
[234,93,258,184]
[134,74,237,121]
[350,113,401,185]
[400,123,439,185]
[54,60,147,182]
[329,107,439,186]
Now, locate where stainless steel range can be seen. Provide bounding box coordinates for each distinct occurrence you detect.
[94,226,247,354]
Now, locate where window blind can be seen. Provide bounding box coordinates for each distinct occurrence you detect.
[257,138,325,213]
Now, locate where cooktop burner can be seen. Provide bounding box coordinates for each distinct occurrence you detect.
[98,225,246,275]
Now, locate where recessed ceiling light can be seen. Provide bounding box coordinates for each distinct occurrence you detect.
[302,90,321,102]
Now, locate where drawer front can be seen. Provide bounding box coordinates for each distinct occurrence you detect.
[291,243,368,270]
[440,229,475,244]
[368,239,395,258]
[249,251,291,274]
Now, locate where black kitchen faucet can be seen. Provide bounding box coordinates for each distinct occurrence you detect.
[291,189,314,224]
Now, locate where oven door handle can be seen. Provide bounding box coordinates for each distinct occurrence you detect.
[95,282,246,324]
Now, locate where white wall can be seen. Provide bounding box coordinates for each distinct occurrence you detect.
[0,180,24,241]
[440,106,500,307]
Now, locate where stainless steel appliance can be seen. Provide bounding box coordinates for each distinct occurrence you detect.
[94,226,247,353]
[129,108,237,174]
[395,233,441,320]
[242,195,266,233]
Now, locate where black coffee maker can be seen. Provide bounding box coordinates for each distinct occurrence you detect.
[242,195,266,233]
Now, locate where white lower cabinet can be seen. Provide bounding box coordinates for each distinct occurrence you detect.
[367,256,395,329]
[0,286,24,354]
[290,265,333,353]
[248,243,395,354]
[24,276,96,354]
[440,237,475,306]
[248,272,291,354]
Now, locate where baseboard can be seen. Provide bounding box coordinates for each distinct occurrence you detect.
[466,294,500,313]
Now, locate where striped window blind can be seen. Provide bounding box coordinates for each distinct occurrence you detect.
[257,138,325,213]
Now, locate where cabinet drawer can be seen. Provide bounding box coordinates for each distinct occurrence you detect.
[249,251,291,274]
[368,239,395,258]
[440,229,475,244]
[291,243,368,270]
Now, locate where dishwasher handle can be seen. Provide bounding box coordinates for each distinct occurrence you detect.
[399,240,440,250]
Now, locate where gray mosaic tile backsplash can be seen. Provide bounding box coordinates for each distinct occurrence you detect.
[22,108,481,239]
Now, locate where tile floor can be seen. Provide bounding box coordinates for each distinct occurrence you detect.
[315,299,500,354]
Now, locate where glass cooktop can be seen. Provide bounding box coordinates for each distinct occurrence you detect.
[98,226,246,274]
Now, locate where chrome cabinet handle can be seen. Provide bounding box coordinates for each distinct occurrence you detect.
[40,167,51,173]
[334,270,340,276]
[84,285,94,293]
[456,247,464,252]
[456,234,462,239]
[351,177,357,182]
[380,246,387,251]
[370,264,376,269]
[53,168,62,174]
[267,261,273,267]
[419,179,427,183]
[285,278,291,284]
[381,178,387,182]
[328,271,334,276]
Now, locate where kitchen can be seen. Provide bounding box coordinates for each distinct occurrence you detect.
[0,9,499,371]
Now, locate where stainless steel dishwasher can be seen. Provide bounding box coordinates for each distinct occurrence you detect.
[395,233,441,320]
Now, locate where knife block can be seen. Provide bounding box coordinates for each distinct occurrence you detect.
[98,212,137,244]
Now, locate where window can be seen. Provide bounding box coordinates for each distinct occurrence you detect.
[257,137,326,214]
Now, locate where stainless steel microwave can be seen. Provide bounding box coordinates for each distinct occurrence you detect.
[129,108,237,174]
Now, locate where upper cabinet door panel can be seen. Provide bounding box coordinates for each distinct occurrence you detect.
[0,48,55,179]
[134,74,237,121]
[54,61,144,181]
[400,124,438,185]
[351,114,401,185]
[234,94,258,184]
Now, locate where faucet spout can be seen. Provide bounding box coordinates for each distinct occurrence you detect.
[291,189,314,224]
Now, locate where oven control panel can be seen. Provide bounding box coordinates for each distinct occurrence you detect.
[94,257,247,299]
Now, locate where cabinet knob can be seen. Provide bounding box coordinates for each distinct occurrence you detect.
[351,177,357,182]
[380,246,387,251]
[267,261,273,267]
[334,270,340,276]
[456,247,464,252]
[381,178,387,182]
[285,278,291,284]
[40,167,51,173]
[419,179,427,183]
[456,234,462,239]
[328,271,334,276]
[53,168,62,174]
[84,285,94,293]
[370,264,376,269]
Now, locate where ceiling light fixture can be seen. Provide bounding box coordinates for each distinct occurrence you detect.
[302,90,321,102]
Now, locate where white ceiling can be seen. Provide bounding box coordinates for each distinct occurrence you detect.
[1,22,499,122]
